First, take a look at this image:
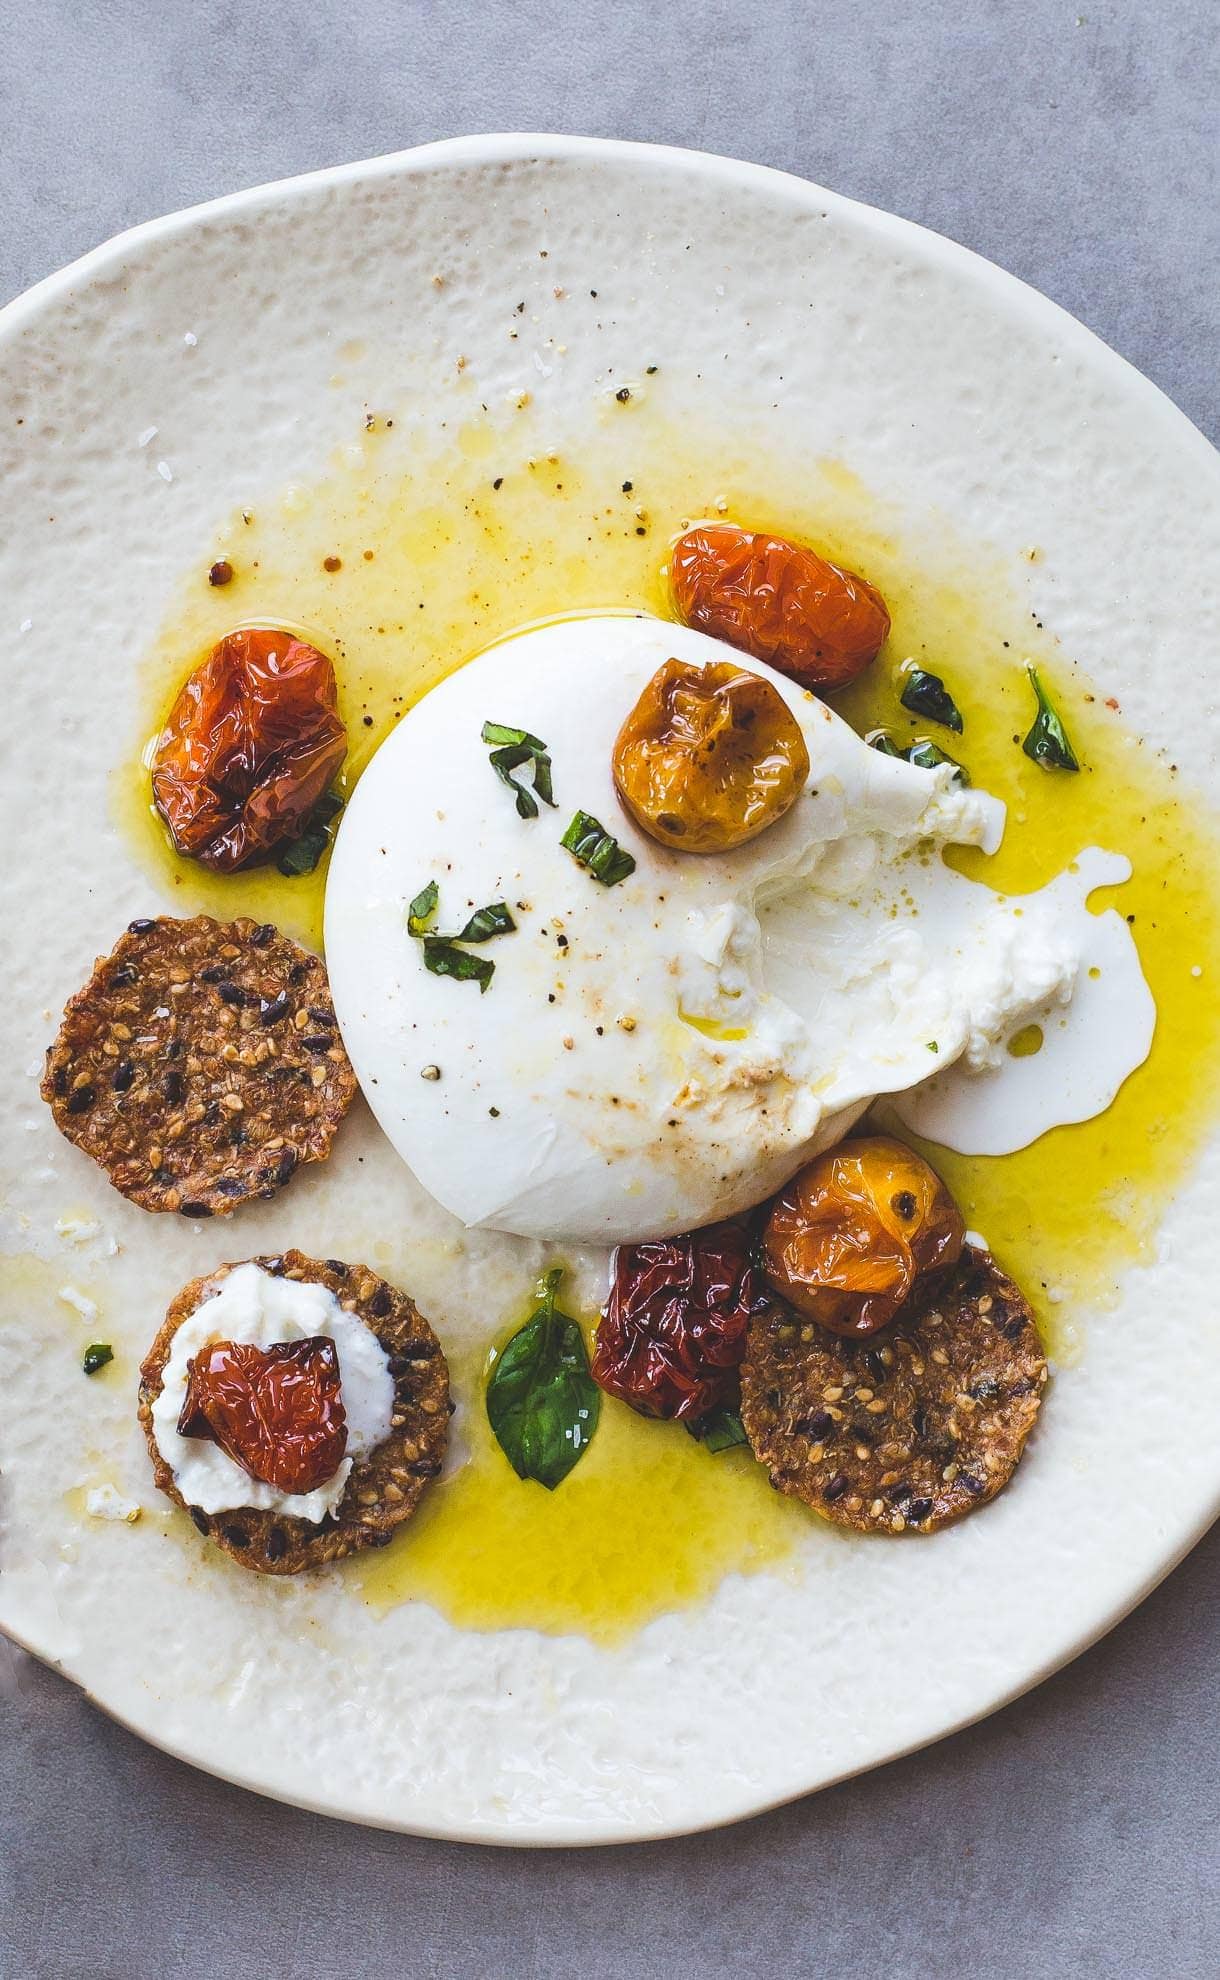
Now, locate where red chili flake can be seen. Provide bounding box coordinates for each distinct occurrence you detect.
[592,1219,765,1422]
[178,1335,347,1494]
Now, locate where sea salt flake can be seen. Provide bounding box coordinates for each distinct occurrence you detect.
[58,1284,98,1324]
[86,1485,141,1524]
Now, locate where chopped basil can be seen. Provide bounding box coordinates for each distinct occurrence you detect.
[1022,665,1080,771]
[456,901,516,943]
[686,1406,748,1453]
[481,720,556,820]
[407,881,515,992]
[906,738,970,784]
[561,810,636,887]
[82,1342,113,1375]
[421,939,496,993]
[485,1267,600,1488]
[407,879,439,936]
[868,731,969,785]
[900,665,963,733]
[276,790,344,876]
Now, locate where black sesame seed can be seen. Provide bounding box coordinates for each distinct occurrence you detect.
[887,1482,913,1504]
[222,1523,250,1549]
[199,965,225,984]
[163,1069,185,1105]
[127,918,156,935]
[959,1472,986,1495]
[406,1459,443,1478]
[326,1259,348,1277]
[275,1148,298,1185]
[266,1526,288,1561]
[969,1378,1002,1402]
[289,961,310,984]
[108,965,137,988]
[397,1340,438,1361]
[215,1177,245,1198]
[368,1285,392,1317]
[369,1530,393,1547]
[802,1410,835,1440]
[263,1256,286,1276]
[911,1406,930,1440]
[217,981,251,1006]
[112,1060,134,1093]
[306,1007,334,1026]
[52,1065,69,1096]
[179,1200,213,1218]
[301,1034,333,1053]
[259,991,292,1027]
[863,1348,888,1384]
[823,1472,849,1502]
[907,1497,934,1522]
[66,1084,96,1115]
[1001,1315,1025,1340]
[250,923,276,947]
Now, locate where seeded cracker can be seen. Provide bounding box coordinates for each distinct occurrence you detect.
[138,1251,450,1573]
[42,916,356,1216]
[740,1248,1047,1533]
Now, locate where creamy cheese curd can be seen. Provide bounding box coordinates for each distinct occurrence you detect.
[150,1262,395,1522]
[325,614,1153,1243]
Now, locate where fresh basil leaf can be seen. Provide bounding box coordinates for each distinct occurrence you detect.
[421,938,496,993]
[82,1342,113,1375]
[899,666,963,733]
[407,879,439,936]
[867,731,969,784]
[906,738,970,785]
[456,901,517,943]
[482,720,556,820]
[686,1406,748,1453]
[1022,665,1080,772]
[486,1267,600,1488]
[276,790,344,876]
[561,809,636,887]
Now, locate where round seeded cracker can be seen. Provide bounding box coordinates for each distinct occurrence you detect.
[740,1247,1047,1533]
[42,915,356,1216]
[138,1251,450,1574]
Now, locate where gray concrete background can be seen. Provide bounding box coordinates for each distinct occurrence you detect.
[1,2,1217,1974]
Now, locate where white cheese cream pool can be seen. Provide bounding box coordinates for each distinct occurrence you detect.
[150,1262,395,1522]
[325,614,1154,1244]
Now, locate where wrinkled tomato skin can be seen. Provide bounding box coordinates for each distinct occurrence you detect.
[670,523,890,691]
[592,1219,768,1422]
[612,658,811,853]
[151,628,347,872]
[762,1136,964,1338]
[177,1335,348,1493]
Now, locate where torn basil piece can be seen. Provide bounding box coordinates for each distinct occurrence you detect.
[421,939,496,993]
[82,1342,114,1376]
[456,902,517,943]
[867,732,969,785]
[1022,666,1080,772]
[407,879,439,936]
[906,738,970,785]
[486,1267,600,1488]
[899,665,963,733]
[481,720,556,820]
[686,1406,748,1453]
[407,881,516,991]
[276,790,344,876]
[561,809,636,887]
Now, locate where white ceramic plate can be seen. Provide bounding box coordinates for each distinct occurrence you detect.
[2,135,1220,1846]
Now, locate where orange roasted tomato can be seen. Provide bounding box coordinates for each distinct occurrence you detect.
[612,658,810,853]
[151,628,347,872]
[670,522,890,691]
[177,1335,348,1494]
[762,1136,965,1337]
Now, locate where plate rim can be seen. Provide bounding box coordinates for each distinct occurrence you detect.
[3,129,1219,1847]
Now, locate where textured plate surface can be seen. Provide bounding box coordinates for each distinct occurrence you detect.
[2,134,1220,1845]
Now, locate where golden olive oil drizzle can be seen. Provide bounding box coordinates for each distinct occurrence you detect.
[112,397,1220,1637]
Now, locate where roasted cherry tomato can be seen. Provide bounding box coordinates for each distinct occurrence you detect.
[670,523,890,691]
[612,658,810,853]
[592,1219,767,1422]
[151,628,347,873]
[177,1335,348,1494]
[762,1137,964,1337]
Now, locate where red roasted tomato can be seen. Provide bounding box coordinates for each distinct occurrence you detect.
[592,1219,766,1422]
[670,522,890,691]
[177,1335,348,1494]
[151,627,347,872]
